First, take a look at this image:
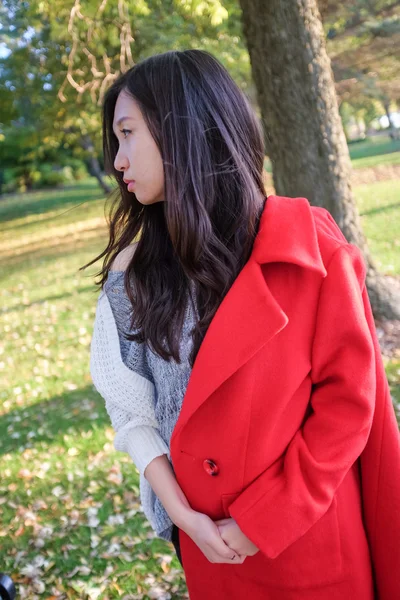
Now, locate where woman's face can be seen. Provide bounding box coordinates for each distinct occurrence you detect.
[113,89,165,205]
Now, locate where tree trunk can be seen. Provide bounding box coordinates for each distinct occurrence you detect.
[80,134,112,194]
[238,0,400,319]
[383,100,400,140]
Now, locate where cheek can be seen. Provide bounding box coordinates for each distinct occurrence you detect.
[128,138,149,166]
[126,138,138,158]
[143,144,164,181]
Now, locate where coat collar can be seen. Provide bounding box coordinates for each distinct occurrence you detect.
[252,195,327,275]
[170,195,327,447]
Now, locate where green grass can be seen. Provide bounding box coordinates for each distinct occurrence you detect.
[351,150,400,170]
[355,179,400,416]
[348,135,400,161]
[357,180,400,274]
[263,134,400,172]
[0,176,399,599]
[0,179,188,600]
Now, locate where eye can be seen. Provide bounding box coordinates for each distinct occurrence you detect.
[120,128,132,138]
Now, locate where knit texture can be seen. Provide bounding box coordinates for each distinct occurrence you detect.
[90,270,197,542]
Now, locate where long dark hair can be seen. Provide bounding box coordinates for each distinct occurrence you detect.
[81,49,267,368]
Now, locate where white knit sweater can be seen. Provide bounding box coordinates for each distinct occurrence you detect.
[90,272,197,541]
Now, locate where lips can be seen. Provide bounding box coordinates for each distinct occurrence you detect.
[124,179,136,191]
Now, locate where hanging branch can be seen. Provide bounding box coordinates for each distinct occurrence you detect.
[58,0,135,106]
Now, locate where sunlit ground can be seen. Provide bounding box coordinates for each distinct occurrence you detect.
[0,170,399,599]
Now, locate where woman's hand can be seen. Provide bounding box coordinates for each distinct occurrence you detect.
[214,517,260,557]
[180,510,247,564]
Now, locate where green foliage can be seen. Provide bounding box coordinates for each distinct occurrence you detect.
[340,99,381,132]
[0,0,251,195]
[323,1,400,109]
[32,165,65,189]
[0,125,88,193]
[1,0,398,196]
[64,159,89,180]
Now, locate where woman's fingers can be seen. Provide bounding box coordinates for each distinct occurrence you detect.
[210,525,245,563]
[183,510,246,564]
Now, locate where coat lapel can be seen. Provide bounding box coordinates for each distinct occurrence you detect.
[171,195,328,445]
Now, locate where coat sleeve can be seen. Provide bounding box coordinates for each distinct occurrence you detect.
[358,281,400,599]
[228,243,376,559]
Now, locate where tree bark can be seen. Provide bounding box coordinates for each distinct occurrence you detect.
[383,100,400,140]
[80,134,111,194]
[239,0,400,319]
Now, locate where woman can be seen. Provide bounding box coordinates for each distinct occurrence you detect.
[86,49,400,599]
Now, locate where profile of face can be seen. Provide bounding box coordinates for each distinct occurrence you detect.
[113,90,165,205]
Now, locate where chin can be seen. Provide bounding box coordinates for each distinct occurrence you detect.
[134,190,165,204]
[145,198,165,205]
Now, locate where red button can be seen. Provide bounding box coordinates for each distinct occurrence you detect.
[203,459,219,476]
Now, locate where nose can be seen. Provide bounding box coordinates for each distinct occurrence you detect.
[114,148,129,172]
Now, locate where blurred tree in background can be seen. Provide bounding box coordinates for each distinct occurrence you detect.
[321,0,400,138]
[0,0,250,193]
[0,0,399,317]
[1,0,399,195]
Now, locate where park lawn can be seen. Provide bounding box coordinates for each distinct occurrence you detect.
[348,135,400,161]
[263,134,400,172]
[0,180,188,600]
[356,180,400,274]
[0,177,399,600]
[349,135,400,169]
[351,150,400,170]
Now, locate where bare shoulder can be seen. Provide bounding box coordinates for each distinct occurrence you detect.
[110,242,139,271]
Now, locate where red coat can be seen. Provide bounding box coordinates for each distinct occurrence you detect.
[170,195,400,599]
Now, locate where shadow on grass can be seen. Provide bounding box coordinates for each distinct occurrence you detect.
[359,201,400,217]
[0,180,110,224]
[0,386,181,562]
[348,136,400,161]
[0,285,98,315]
[0,202,104,234]
[0,234,105,284]
[0,385,109,456]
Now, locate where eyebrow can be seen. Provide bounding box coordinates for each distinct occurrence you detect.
[112,116,135,132]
